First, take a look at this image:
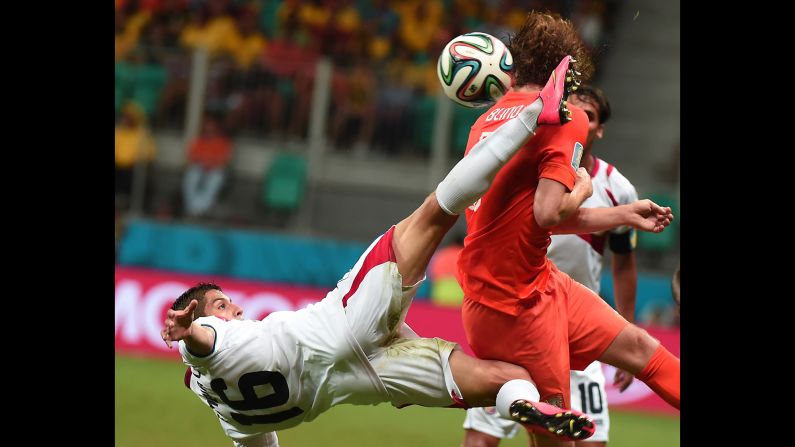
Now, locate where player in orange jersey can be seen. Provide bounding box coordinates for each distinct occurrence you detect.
[454,11,679,445]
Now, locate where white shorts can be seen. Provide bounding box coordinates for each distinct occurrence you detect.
[463,405,521,439]
[335,226,464,409]
[463,362,610,442]
[369,336,462,409]
[338,226,420,355]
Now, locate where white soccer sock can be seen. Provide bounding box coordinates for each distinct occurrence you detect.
[495,379,541,419]
[435,99,544,215]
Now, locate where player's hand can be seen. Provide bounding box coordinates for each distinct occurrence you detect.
[573,167,593,200]
[613,368,634,392]
[624,199,673,233]
[161,300,198,349]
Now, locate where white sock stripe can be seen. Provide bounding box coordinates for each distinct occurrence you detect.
[435,191,458,216]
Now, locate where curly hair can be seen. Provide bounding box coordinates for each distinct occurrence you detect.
[171,282,222,319]
[508,11,594,88]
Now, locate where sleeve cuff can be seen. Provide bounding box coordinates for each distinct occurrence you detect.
[539,163,576,191]
[179,324,218,361]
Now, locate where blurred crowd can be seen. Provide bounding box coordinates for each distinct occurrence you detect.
[115,0,679,327]
[116,0,620,154]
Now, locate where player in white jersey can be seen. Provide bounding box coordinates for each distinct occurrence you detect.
[161,64,672,447]
[462,85,640,447]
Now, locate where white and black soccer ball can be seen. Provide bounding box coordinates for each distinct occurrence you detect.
[437,32,514,108]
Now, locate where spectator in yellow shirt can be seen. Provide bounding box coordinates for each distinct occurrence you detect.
[180,0,239,58]
[115,102,156,206]
[398,0,442,56]
[227,6,267,70]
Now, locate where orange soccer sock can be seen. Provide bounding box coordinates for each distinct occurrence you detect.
[636,344,680,410]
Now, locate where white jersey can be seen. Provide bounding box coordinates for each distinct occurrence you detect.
[181,227,462,446]
[553,157,635,442]
[547,157,638,293]
[180,299,387,439]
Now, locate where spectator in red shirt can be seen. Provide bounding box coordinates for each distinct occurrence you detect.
[182,114,233,217]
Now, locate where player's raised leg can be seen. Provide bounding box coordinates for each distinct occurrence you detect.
[393,55,581,287]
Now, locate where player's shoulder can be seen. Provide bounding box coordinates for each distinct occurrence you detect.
[194,315,229,327]
[532,104,588,148]
[474,91,528,127]
[562,103,589,130]
[559,105,590,139]
[569,104,589,124]
[193,315,247,341]
[595,158,637,200]
[601,161,634,187]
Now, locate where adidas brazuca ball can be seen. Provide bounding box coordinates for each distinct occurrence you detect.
[437,32,513,108]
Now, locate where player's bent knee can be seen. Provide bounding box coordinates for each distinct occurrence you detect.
[610,324,660,372]
[493,361,531,383]
[487,361,531,392]
[629,324,660,357]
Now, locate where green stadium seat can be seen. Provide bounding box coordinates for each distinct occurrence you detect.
[451,106,484,155]
[115,62,137,116]
[259,0,281,38]
[131,64,167,118]
[261,152,308,212]
[412,95,437,154]
[116,62,166,118]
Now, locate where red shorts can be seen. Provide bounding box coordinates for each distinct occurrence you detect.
[461,263,628,408]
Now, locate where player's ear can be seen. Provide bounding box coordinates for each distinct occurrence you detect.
[595,124,604,140]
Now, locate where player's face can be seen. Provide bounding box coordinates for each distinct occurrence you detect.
[203,289,244,321]
[570,95,604,150]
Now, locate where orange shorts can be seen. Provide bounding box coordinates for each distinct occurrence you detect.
[461,263,628,408]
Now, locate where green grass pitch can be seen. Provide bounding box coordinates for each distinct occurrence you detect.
[116,355,679,446]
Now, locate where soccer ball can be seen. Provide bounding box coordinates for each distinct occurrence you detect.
[437,32,514,108]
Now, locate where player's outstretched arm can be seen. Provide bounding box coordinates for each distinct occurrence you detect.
[550,199,673,235]
[161,299,216,355]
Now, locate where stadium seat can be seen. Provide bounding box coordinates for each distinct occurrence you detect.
[451,106,484,155]
[131,64,167,118]
[115,62,137,116]
[261,152,307,212]
[412,94,436,154]
[116,62,166,118]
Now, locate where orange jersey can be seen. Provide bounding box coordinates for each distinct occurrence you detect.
[456,90,589,316]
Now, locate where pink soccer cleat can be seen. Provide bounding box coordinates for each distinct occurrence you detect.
[509,399,596,441]
[537,55,582,125]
